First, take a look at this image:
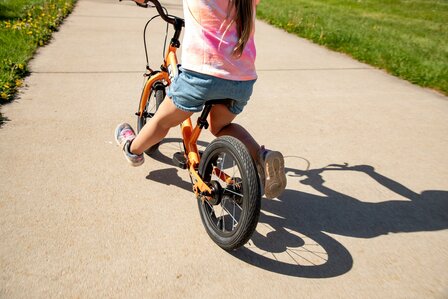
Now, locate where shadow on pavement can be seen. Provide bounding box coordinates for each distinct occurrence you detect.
[0,113,10,128]
[1,83,28,128]
[145,137,208,192]
[145,139,448,278]
[0,96,15,128]
[234,163,448,278]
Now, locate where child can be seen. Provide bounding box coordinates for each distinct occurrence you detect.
[116,0,286,198]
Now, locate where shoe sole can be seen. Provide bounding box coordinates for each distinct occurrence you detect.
[122,150,144,167]
[263,151,287,199]
[114,124,125,147]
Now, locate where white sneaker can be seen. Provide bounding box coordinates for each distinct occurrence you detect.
[114,123,144,167]
[258,146,286,199]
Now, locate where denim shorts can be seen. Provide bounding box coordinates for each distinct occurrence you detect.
[167,67,256,115]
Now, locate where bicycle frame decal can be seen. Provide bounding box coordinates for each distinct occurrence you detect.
[166,48,179,82]
[212,167,234,185]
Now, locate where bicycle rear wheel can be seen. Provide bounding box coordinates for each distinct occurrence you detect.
[197,136,261,251]
[137,82,165,155]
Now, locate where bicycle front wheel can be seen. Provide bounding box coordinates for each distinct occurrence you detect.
[197,136,261,251]
[137,83,165,155]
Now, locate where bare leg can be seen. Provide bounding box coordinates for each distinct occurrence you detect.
[208,104,261,163]
[131,98,193,155]
[208,104,286,199]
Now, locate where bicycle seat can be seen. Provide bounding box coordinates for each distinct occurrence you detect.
[204,99,235,106]
[198,99,236,129]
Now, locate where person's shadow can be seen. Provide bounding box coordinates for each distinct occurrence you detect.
[145,143,448,278]
[233,163,448,277]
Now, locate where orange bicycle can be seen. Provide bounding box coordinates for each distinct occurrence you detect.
[128,0,261,251]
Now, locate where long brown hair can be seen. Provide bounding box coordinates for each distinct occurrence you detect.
[231,0,254,57]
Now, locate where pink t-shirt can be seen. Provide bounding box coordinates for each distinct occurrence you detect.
[181,0,258,81]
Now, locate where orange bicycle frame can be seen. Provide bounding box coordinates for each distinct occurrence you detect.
[139,43,213,197]
[138,44,177,116]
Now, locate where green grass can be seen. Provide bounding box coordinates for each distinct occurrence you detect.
[0,0,76,104]
[257,0,448,95]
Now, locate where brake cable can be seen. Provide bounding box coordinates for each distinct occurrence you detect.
[143,5,170,71]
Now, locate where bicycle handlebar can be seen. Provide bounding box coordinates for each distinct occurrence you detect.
[145,0,176,25]
[119,0,182,25]
[129,0,184,28]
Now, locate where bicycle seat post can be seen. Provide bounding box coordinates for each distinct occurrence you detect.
[197,104,212,130]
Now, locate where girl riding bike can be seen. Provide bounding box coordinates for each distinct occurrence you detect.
[115,0,286,199]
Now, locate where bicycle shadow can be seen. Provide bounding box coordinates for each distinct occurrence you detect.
[145,137,208,192]
[233,163,448,278]
[144,140,448,278]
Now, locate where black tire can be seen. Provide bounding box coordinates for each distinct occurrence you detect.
[137,84,165,155]
[197,136,261,251]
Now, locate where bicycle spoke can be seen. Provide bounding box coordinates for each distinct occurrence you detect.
[220,197,227,231]
[220,204,239,226]
[222,188,243,198]
[205,200,214,216]
[232,202,237,228]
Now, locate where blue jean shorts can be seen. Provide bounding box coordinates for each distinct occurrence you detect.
[167,67,256,115]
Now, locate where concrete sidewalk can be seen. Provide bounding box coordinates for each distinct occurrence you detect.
[1,0,447,297]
